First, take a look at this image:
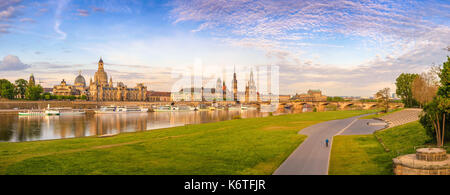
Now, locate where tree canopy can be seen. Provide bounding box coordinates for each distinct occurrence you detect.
[420,56,450,146]
[25,84,43,101]
[0,79,16,100]
[396,73,419,108]
[14,79,28,99]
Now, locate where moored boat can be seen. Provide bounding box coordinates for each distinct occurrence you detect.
[154,105,178,112]
[95,106,148,114]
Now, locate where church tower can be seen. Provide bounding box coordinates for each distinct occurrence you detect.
[233,66,238,102]
[28,74,35,86]
[94,57,108,86]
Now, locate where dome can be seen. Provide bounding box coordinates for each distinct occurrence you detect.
[75,73,86,87]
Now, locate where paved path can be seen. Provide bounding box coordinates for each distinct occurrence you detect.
[378,108,422,128]
[273,114,384,175]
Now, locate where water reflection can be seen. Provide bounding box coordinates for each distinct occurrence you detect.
[0,110,275,142]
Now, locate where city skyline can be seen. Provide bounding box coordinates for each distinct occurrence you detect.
[0,0,449,96]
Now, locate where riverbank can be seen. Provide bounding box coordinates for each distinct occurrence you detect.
[329,121,450,175]
[0,110,374,175]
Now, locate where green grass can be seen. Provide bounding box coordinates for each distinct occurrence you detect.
[329,121,433,175]
[360,108,403,119]
[0,110,374,175]
[375,121,432,155]
[329,135,392,175]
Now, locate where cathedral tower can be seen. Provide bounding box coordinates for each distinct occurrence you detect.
[94,57,108,86]
[233,66,238,102]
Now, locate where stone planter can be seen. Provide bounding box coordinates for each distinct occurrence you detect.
[393,148,450,175]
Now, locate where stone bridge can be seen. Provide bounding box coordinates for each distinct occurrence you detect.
[0,100,404,111]
[274,101,404,113]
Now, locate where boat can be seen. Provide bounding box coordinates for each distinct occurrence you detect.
[228,106,241,111]
[123,106,149,113]
[178,105,194,111]
[208,106,216,111]
[19,105,85,116]
[18,110,44,116]
[95,106,148,114]
[154,105,177,112]
[260,104,277,112]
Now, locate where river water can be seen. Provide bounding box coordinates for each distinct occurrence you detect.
[0,110,286,142]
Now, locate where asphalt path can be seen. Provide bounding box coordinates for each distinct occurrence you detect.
[273,114,384,175]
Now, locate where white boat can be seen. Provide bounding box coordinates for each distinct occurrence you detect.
[123,106,149,113]
[19,105,85,116]
[260,104,277,112]
[95,106,148,114]
[228,106,241,111]
[154,105,177,112]
[18,110,44,116]
[178,105,194,111]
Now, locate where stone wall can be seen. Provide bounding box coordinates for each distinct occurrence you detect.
[393,148,450,175]
[394,162,450,175]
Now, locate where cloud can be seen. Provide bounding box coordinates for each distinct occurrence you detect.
[54,0,70,39]
[76,9,89,17]
[0,55,30,71]
[169,0,450,96]
[92,7,105,12]
[19,17,35,23]
[169,0,448,54]
[278,27,450,96]
[0,0,23,33]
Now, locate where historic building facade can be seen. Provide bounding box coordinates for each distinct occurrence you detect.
[53,71,89,97]
[53,79,80,96]
[292,89,327,102]
[88,58,147,101]
[147,91,171,102]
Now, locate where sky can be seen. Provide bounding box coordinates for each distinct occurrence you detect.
[0,0,449,96]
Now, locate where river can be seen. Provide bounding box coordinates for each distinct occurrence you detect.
[0,110,290,142]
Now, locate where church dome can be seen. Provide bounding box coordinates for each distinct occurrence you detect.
[75,72,86,87]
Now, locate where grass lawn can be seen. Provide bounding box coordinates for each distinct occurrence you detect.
[0,110,374,175]
[360,108,403,119]
[329,121,433,175]
[329,135,392,175]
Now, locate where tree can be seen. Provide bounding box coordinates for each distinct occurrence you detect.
[14,79,28,99]
[396,73,419,107]
[420,56,450,147]
[0,79,16,100]
[25,84,43,100]
[412,72,439,107]
[376,88,390,113]
[327,96,344,102]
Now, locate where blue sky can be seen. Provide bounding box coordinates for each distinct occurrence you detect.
[0,0,449,96]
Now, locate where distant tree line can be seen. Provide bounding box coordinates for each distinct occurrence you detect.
[0,78,87,101]
[0,78,43,100]
[326,96,345,102]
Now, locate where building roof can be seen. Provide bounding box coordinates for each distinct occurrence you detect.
[75,73,86,86]
[148,91,171,96]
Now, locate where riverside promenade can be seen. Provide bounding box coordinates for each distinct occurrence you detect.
[274,109,423,175]
[273,114,384,175]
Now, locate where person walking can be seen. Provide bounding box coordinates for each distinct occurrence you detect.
[325,139,329,148]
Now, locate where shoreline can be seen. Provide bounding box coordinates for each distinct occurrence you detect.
[0,110,376,175]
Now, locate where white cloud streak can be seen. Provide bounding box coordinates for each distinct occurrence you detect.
[54,0,70,40]
[170,0,450,96]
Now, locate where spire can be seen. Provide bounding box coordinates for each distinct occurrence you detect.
[99,57,103,63]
